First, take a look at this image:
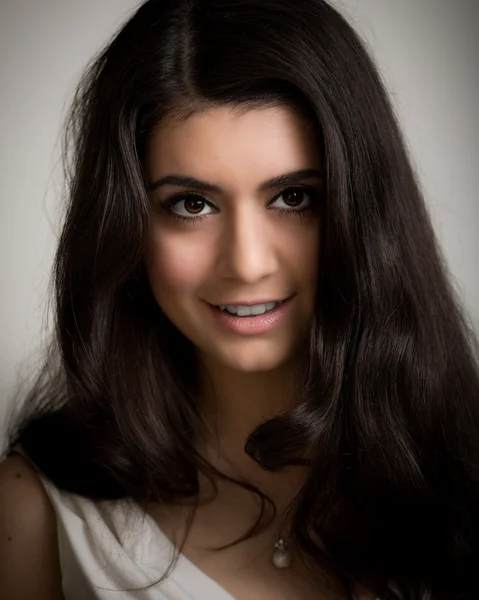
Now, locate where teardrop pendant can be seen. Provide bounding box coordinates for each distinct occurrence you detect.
[272,538,293,568]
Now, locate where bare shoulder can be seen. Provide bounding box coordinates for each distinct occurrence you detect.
[0,453,65,599]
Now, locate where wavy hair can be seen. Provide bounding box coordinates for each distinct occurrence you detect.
[4,0,479,598]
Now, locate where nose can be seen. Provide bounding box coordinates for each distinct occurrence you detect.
[215,202,279,283]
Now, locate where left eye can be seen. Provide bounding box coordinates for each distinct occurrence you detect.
[272,187,313,210]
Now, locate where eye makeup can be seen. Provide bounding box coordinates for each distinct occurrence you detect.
[156,184,324,225]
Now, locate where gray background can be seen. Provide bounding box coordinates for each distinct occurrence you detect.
[1,0,478,449]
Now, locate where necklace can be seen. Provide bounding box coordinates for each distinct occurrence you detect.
[273,535,293,568]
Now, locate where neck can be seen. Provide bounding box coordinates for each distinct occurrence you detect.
[189,348,313,558]
[195,349,306,470]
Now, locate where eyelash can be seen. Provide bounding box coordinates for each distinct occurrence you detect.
[159,185,322,225]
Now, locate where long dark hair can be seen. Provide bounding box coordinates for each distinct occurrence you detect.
[4,1,479,598]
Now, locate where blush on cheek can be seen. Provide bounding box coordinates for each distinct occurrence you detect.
[146,241,207,296]
[150,256,188,290]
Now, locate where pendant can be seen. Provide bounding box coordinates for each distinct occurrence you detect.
[272,538,293,568]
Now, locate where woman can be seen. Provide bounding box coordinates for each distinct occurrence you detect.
[1,0,478,598]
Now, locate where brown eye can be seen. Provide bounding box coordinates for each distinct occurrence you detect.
[272,186,319,212]
[282,189,306,207]
[161,193,215,220]
[184,197,206,214]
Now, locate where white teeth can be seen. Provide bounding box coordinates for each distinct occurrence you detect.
[218,300,282,317]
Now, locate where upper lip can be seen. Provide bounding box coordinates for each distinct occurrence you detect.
[208,296,291,306]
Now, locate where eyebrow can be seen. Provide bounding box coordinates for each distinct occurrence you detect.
[146,168,323,194]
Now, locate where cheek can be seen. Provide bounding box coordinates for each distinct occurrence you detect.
[145,230,208,300]
[290,219,320,280]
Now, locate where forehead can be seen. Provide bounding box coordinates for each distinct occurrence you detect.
[144,105,322,189]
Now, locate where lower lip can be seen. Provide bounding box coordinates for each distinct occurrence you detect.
[207,296,295,335]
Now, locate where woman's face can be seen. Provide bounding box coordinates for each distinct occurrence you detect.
[144,104,322,373]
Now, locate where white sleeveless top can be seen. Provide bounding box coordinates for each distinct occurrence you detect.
[14,445,234,600]
[17,449,380,600]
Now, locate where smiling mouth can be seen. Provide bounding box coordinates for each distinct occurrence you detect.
[206,294,295,333]
[208,294,295,317]
[210,297,290,308]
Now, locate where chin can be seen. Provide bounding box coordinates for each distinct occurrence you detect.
[213,345,295,374]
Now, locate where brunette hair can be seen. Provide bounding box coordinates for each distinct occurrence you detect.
[4,1,479,598]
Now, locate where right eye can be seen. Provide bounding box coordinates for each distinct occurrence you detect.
[161,193,217,222]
